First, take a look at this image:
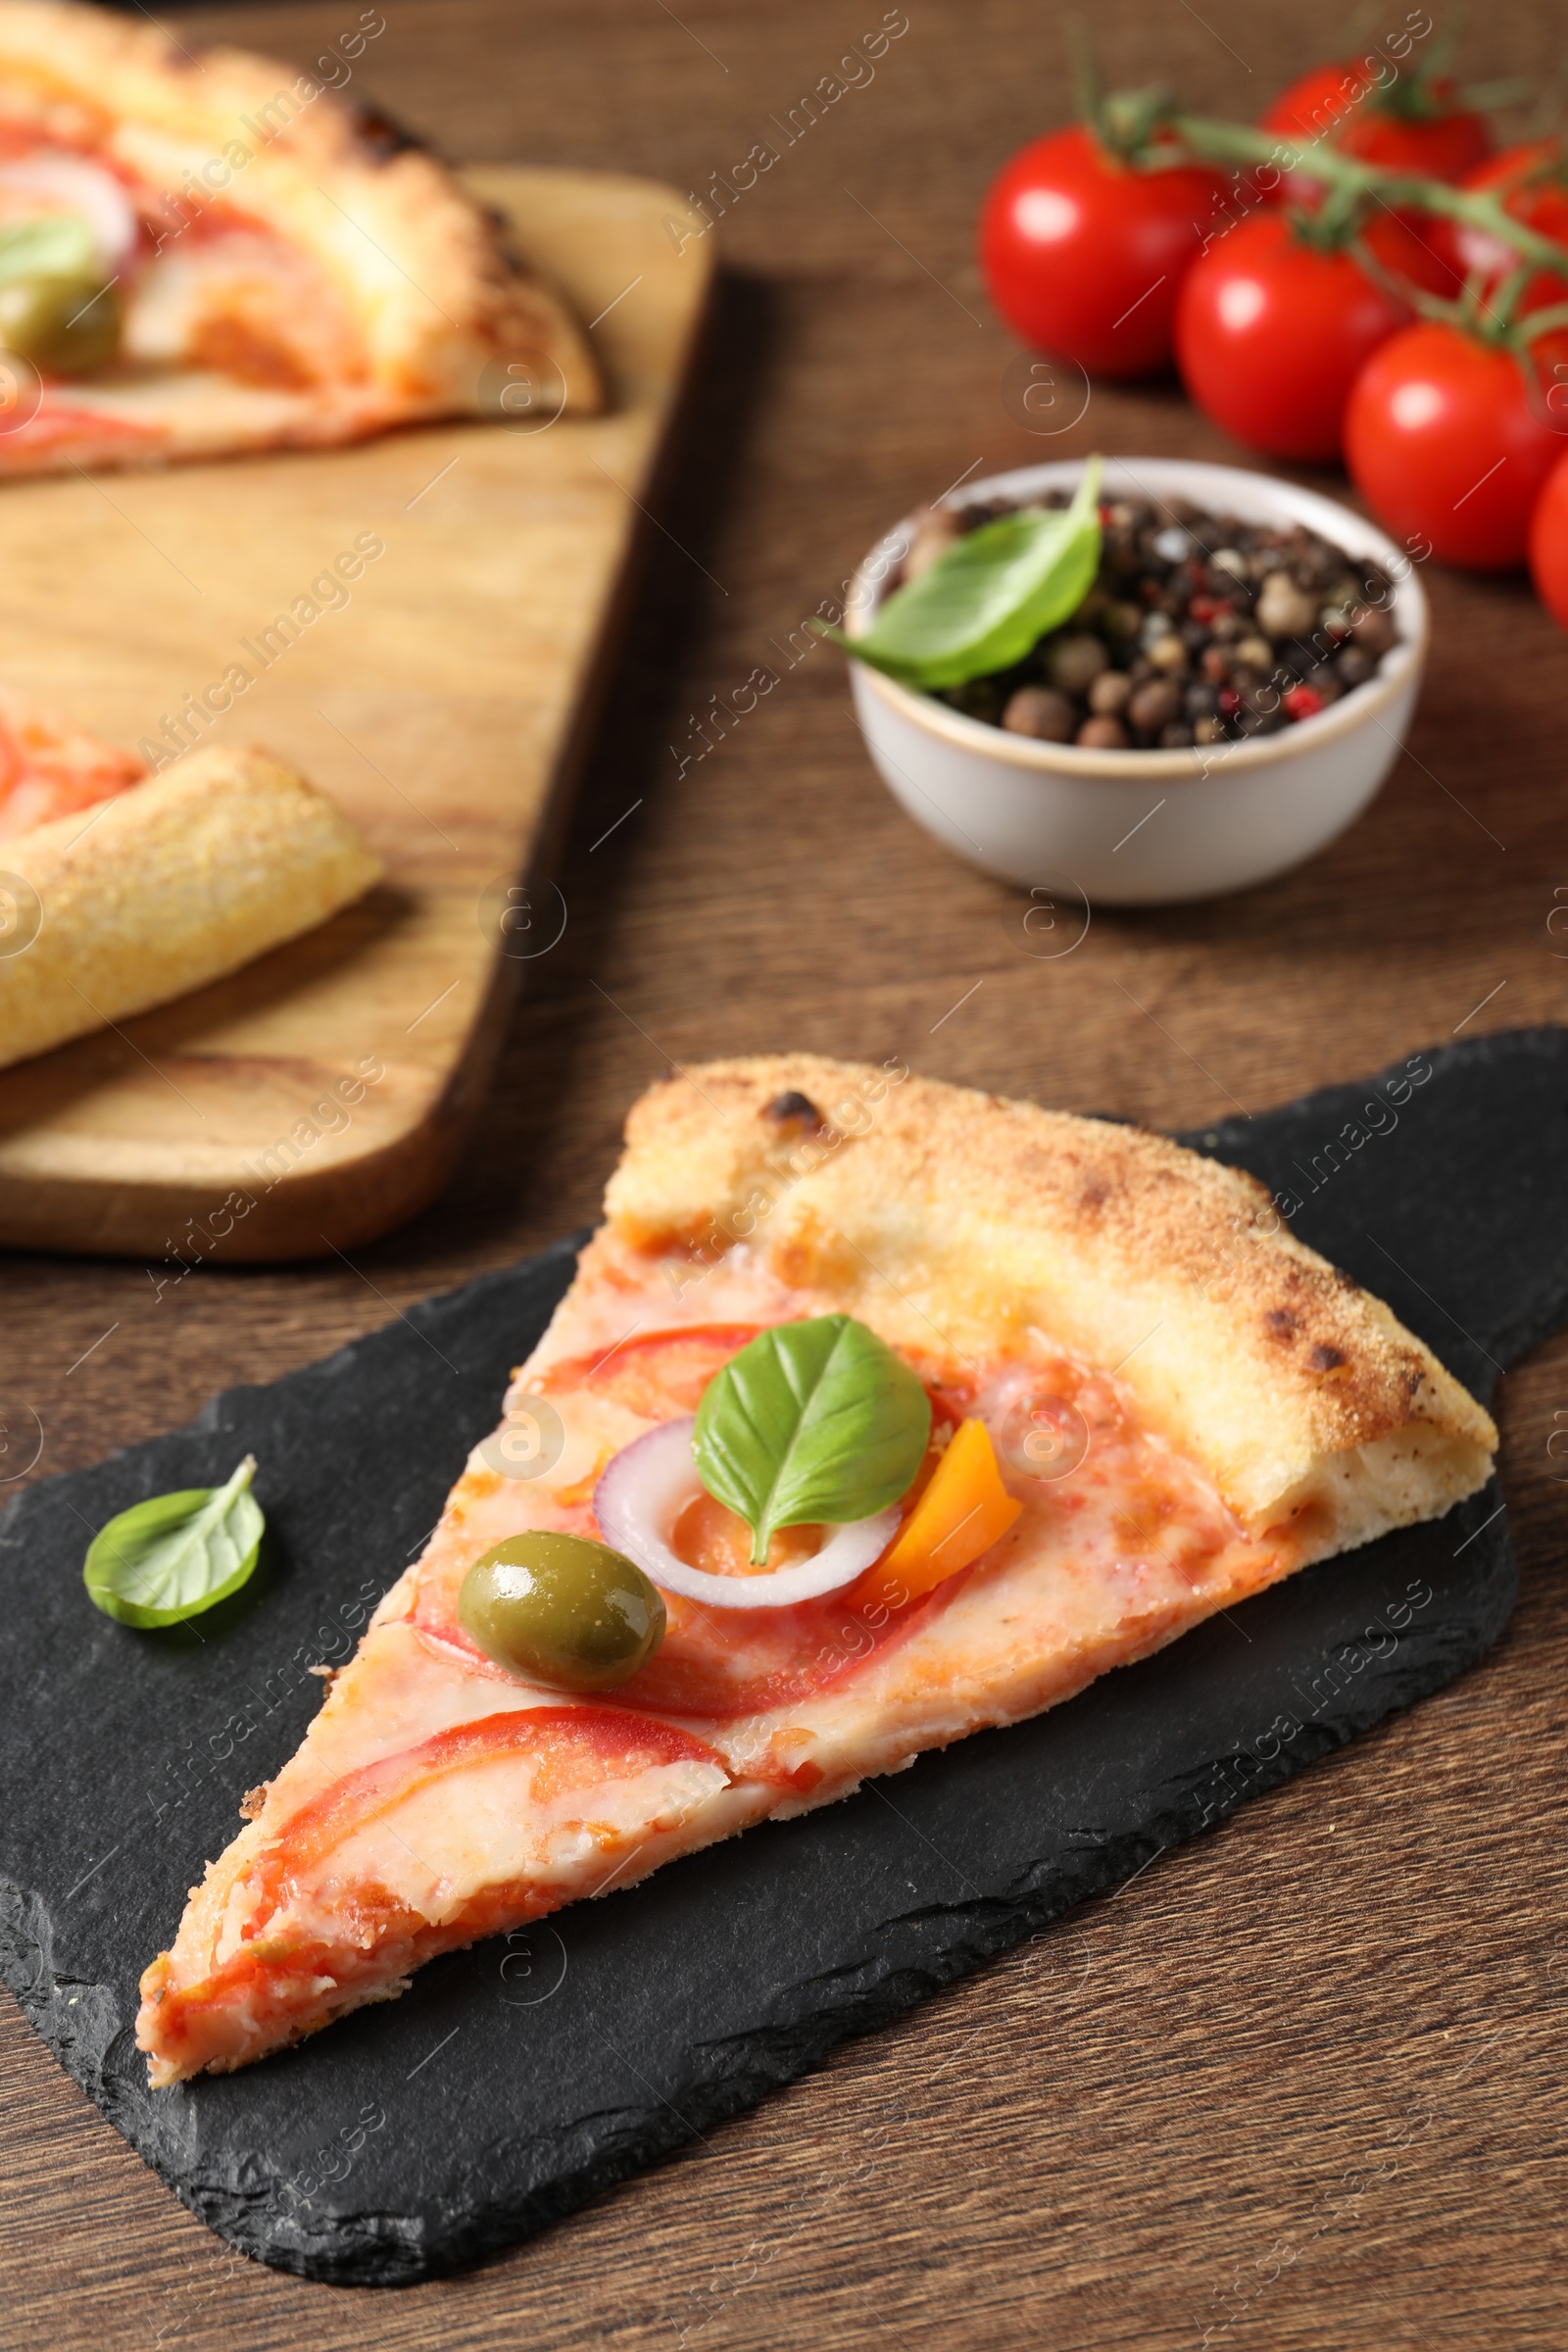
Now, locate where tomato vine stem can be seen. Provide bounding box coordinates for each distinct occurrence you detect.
[1165,112,1568,341]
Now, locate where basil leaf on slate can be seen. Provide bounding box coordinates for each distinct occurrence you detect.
[84,1455,265,1628]
[693,1315,931,1565]
[0,215,97,286]
[819,454,1104,691]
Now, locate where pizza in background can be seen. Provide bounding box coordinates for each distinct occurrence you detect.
[0,0,601,472]
[0,684,382,1070]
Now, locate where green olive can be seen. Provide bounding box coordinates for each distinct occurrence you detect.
[0,271,120,376]
[458,1531,665,1692]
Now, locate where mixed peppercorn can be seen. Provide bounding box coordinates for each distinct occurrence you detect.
[918,495,1399,750]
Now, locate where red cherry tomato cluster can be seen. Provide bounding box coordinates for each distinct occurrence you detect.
[1261,57,1490,183]
[977,54,1568,618]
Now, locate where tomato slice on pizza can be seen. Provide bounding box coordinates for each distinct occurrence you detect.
[0,675,145,838]
[0,1,600,473]
[135,1055,1496,2085]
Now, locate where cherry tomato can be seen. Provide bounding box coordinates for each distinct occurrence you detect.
[1262,58,1490,184]
[1175,212,1407,462]
[1528,446,1568,630]
[1360,205,1464,299]
[1345,322,1567,569]
[979,125,1227,377]
[1444,140,1568,318]
[1258,59,1481,296]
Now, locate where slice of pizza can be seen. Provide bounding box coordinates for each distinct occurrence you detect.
[0,0,600,475]
[135,1055,1496,2085]
[0,682,381,1068]
[0,735,381,1068]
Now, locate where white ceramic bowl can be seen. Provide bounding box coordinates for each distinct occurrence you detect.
[847,457,1428,906]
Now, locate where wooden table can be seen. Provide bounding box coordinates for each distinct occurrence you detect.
[4,2,1565,2345]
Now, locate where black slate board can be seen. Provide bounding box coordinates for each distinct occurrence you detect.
[3,1027,1567,2287]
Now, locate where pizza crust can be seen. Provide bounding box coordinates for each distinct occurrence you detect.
[0,0,601,466]
[603,1055,1497,1561]
[0,742,381,1067]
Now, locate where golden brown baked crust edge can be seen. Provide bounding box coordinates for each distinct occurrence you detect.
[601,1054,1497,1557]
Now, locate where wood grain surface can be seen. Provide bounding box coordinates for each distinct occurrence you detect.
[3,2,1566,2346]
[0,164,711,1260]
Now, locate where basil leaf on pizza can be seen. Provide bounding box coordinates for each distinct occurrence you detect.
[818,456,1103,690]
[693,1315,931,1563]
[84,1455,265,1628]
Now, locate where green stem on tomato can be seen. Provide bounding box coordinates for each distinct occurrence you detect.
[1514,296,1568,341]
[1068,14,1182,165]
[1347,232,1517,347]
[1457,77,1536,114]
[1169,112,1568,287]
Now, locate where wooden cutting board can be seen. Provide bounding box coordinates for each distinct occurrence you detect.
[0,167,710,1262]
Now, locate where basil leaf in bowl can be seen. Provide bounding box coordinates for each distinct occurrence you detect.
[693,1315,931,1565]
[821,456,1103,690]
[84,1455,265,1629]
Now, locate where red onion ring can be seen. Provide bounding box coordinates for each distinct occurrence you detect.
[593,1416,898,1609]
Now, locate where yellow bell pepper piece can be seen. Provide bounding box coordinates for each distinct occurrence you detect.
[859,1417,1021,1611]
